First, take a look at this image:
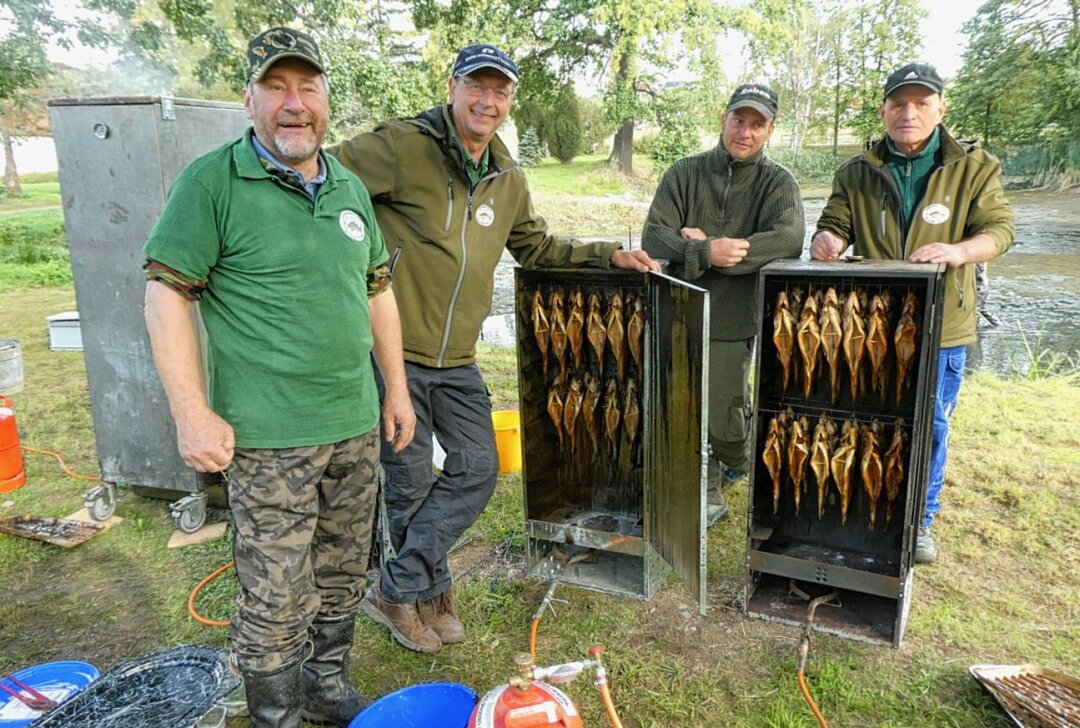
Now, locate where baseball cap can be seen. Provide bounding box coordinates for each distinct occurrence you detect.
[883,63,943,99]
[452,44,519,84]
[726,83,779,121]
[246,27,326,84]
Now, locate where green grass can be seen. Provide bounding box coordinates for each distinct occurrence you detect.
[2,284,1078,727]
[0,209,71,290]
[0,181,62,211]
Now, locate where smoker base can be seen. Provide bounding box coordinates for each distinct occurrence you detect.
[745,572,911,647]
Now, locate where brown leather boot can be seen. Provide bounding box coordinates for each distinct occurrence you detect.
[417,590,466,645]
[360,584,442,653]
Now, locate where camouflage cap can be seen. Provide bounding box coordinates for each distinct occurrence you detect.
[246,27,326,83]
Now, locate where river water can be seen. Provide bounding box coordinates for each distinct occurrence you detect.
[482,190,1080,376]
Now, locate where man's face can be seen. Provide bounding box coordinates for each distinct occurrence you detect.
[448,68,515,149]
[879,86,945,153]
[721,107,774,161]
[244,58,329,168]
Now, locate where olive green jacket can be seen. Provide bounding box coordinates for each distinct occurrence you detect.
[330,106,620,367]
[816,126,1014,347]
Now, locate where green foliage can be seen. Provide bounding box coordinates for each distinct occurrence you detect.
[545,87,584,164]
[632,130,658,155]
[1009,323,1080,382]
[578,96,613,155]
[767,148,838,183]
[649,90,703,174]
[518,128,544,167]
[514,100,548,148]
[0,209,71,290]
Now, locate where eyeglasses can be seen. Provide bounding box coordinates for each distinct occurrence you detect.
[455,76,515,103]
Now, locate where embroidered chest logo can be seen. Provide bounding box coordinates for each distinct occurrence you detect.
[475,204,495,227]
[922,203,950,225]
[339,210,366,241]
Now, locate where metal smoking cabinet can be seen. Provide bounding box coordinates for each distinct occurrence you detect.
[744,260,945,646]
[48,97,249,530]
[515,268,709,613]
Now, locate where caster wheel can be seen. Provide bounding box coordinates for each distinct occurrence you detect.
[84,483,117,521]
[171,494,208,534]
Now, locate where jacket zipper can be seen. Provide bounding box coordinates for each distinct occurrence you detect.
[443,177,454,232]
[435,166,512,367]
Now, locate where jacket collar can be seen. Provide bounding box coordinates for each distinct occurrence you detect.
[713,140,766,171]
[409,104,517,175]
[865,125,969,168]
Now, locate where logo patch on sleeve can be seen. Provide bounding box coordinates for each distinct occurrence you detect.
[339,210,367,241]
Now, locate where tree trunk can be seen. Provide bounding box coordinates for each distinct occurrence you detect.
[1,126,21,196]
[608,119,634,175]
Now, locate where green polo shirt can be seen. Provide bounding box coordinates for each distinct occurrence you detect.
[143,128,389,448]
[449,124,490,187]
[885,126,941,233]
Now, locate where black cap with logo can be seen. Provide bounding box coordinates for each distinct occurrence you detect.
[726,83,779,121]
[246,27,326,84]
[883,63,943,99]
[452,44,519,84]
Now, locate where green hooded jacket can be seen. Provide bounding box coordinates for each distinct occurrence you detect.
[816,125,1014,347]
[330,106,621,367]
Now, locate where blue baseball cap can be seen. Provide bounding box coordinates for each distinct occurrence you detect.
[452,44,519,84]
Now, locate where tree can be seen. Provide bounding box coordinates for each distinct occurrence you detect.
[518,127,544,166]
[546,86,584,163]
[648,84,704,174]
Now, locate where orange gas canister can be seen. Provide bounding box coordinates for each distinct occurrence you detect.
[470,654,585,728]
[0,395,26,492]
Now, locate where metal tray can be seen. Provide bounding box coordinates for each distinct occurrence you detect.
[970,664,1080,728]
[0,516,103,548]
[30,645,239,728]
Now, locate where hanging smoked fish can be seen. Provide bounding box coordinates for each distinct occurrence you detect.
[894,292,918,403]
[810,413,836,519]
[563,376,583,456]
[865,294,891,402]
[566,288,586,373]
[532,289,551,377]
[819,287,843,402]
[762,414,785,515]
[841,290,867,400]
[582,373,602,457]
[623,378,640,450]
[606,291,627,381]
[884,419,907,526]
[860,421,884,530]
[586,290,607,373]
[773,290,797,393]
[603,378,621,457]
[547,374,565,451]
[549,288,569,379]
[796,293,821,398]
[787,414,811,513]
[831,419,858,525]
[626,292,645,374]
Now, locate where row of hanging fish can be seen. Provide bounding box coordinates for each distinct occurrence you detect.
[761,409,908,530]
[772,287,919,404]
[546,373,640,459]
[531,287,645,383]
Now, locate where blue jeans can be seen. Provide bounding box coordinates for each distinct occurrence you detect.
[924,346,966,528]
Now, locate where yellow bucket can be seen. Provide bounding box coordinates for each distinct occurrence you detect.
[491,410,522,474]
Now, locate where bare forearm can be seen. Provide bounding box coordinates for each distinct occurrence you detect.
[144,281,208,422]
[369,289,408,396]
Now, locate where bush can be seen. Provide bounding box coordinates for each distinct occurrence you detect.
[578,97,612,155]
[546,90,584,164]
[649,93,703,175]
[632,130,658,156]
[767,149,838,184]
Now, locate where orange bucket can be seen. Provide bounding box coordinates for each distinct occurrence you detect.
[491,410,522,474]
[0,395,26,492]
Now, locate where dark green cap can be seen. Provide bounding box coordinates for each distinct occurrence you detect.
[246,27,326,83]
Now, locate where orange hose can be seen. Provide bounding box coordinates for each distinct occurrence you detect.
[20,446,100,481]
[598,682,625,728]
[797,669,830,728]
[529,617,540,658]
[188,560,235,627]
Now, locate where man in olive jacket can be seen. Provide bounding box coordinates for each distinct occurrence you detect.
[811,63,1014,564]
[331,44,659,653]
[642,83,805,526]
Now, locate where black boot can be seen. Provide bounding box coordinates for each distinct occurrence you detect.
[302,613,371,727]
[243,662,303,728]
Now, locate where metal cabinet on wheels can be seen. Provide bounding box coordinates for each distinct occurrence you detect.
[744,259,945,647]
[47,97,250,532]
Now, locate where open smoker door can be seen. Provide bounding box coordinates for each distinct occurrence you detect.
[646,273,708,614]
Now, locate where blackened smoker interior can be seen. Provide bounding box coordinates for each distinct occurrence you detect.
[518,273,647,529]
[753,273,930,571]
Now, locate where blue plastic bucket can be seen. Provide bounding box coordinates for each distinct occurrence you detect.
[0,661,99,728]
[348,682,477,728]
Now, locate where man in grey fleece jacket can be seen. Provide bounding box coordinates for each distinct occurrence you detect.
[642,82,804,524]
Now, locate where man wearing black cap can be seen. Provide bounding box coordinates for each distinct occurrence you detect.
[143,27,415,727]
[642,82,805,525]
[811,62,1014,564]
[331,43,660,654]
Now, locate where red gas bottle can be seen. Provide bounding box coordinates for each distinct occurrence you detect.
[470,653,585,728]
[0,395,26,492]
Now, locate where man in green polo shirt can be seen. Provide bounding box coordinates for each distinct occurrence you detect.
[143,28,415,728]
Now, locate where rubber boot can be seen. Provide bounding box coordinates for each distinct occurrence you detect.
[302,613,371,727]
[243,662,303,728]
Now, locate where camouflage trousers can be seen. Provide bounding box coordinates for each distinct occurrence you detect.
[227,428,380,675]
